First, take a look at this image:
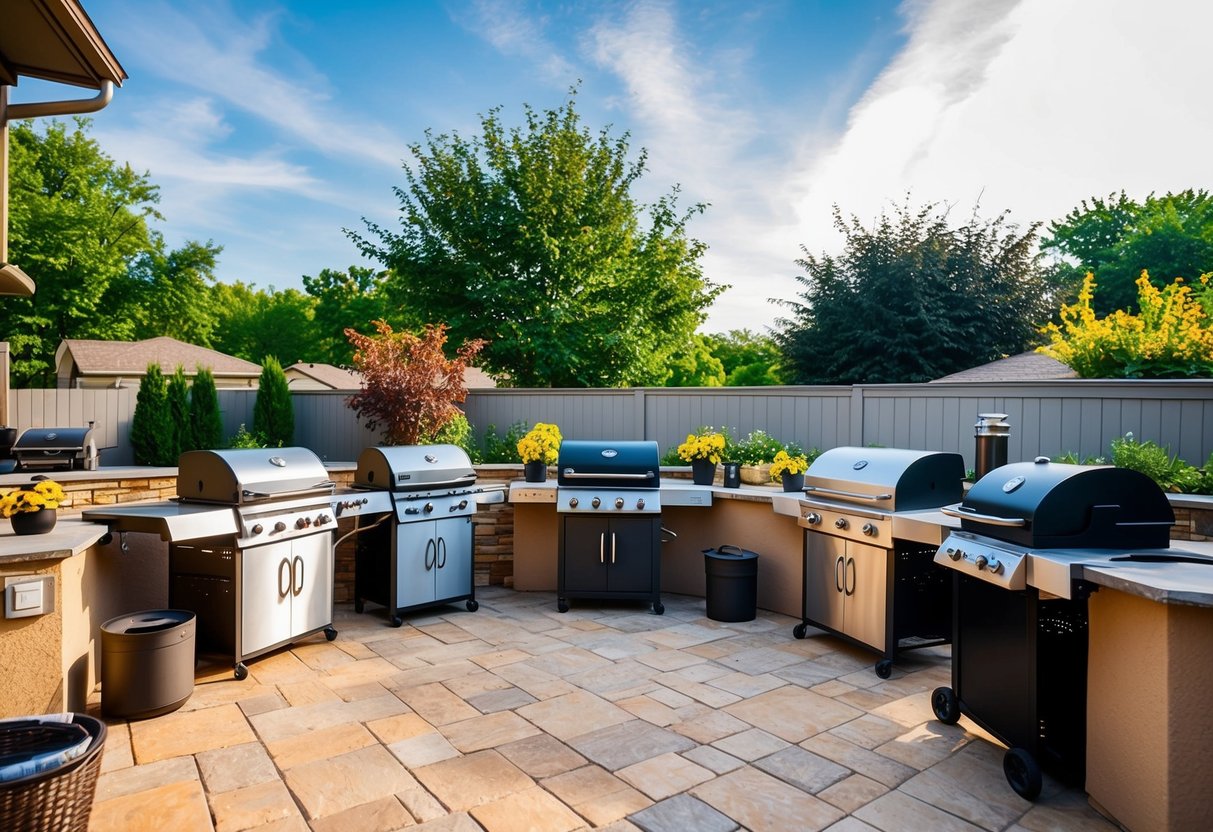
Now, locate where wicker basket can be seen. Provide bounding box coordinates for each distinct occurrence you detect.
[0,715,106,832]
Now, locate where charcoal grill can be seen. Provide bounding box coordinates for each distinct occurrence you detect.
[83,447,339,679]
[11,424,99,471]
[351,444,504,627]
[791,446,965,677]
[930,458,1179,800]
[556,440,664,614]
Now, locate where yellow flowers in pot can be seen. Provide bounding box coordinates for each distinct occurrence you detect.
[769,450,809,479]
[677,429,726,465]
[517,423,563,465]
[1,480,65,517]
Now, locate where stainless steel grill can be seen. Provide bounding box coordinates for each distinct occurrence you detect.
[930,458,1184,800]
[555,440,664,615]
[11,424,99,471]
[350,444,504,627]
[83,448,339,679]
[792,446,965,678]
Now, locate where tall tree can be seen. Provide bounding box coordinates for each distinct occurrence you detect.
[1042,190,1213,315]
[351,88,722,387]
[253,356,294,447]
[209,283,318,366]
[130,363,173,465]
[703,330,786,386]
[776,201,1054,384]
[123,240,223,345]
[166,366,192,457]
[188,367,223,450]
[302,265,389,365]
[665,336,726,387]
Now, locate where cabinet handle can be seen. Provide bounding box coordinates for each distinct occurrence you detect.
[845,557,856,596]
[611,532,617,564]
[278,558,291,599]
[437,537,447,569]
[835,555,844,593]
[425,538,435,570]
[293,555,304,596]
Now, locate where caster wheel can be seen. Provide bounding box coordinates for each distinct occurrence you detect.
[875,660,893,679]
[652,602,665,615]
[1004,747,1043,801]
[324,627,338,641]
[466,599,479,612]
[354,599,364,614]
[931,686,960,724]
[390,615,404,628]
[234,663,248,681]
[557,600,569,613]
[793,622,808,639]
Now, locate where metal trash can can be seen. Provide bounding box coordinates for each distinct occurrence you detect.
[703,545,759,622]
[101,610,196,719]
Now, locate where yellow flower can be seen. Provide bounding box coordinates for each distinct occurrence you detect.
[517,423,562,464]
[769,450,808,478]
[677,429,725,464]
[0,480,65,517]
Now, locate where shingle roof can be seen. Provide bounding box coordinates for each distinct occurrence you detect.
[931,351,1078,383]
[284,362,363,390]
[57,337,262,377]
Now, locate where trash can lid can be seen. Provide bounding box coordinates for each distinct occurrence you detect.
[101,609,195,651]
[703,545,759,559]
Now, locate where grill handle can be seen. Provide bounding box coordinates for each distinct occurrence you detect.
[802,486,892,502]
[241,481,337,499]
[940,503,1027,527]
[561,470,656,480]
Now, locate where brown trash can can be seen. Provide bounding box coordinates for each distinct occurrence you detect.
[101,610,196,719]
[0,714,106,832]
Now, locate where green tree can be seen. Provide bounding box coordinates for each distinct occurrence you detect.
[351,88,722,387]
[1042,190,1213,315]
[130,363,173,465]
[253,356,293,446]
[776,201,1054,384]
[123,240,223,345]
[665,336,726,386]
[302,265,389,365]
[703,330,786,385]
[189,367,223,450]
[209,283,318,365]
[166,366,192,457]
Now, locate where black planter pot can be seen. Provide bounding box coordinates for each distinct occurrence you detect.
[781,472,805,492]
[10,508,57,535]
[691,459,717,486]
[524,461,548,483]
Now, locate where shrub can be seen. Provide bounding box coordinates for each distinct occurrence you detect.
[130,363,174,465]
[478,422,529,463]
[166,365,191,457]
[1109,433,1202,493]
[228,424,270,449]
[254,356,294,447]
[428,412,478,460]
[730,430,786,465]
[189,366,223,450]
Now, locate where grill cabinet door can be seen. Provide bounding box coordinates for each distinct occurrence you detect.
[804,532,845,632]
[240,540,294,656]
[562,517,609,592]
[434,517,473,601]
[291,533,334,636]
[395,520,438,608]
[605,517,656,593]
[843,541,887,651]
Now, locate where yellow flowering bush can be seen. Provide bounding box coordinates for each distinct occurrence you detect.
[769,450,808,478]
[1,480,66,517]
[517,422,562,465]
[1040,271,1213,378]
[677,428,726,464]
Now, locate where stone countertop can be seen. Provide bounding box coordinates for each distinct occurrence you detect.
[0,518,109,564]
[1082,540,1213,608]
[507,478,796,507]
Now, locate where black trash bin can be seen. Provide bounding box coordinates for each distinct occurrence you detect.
[101,610,196,719]
[703,545,759,622]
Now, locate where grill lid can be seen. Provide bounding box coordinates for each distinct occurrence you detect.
[803,446,964,511]
[557,440,660,489]
[12,425,98,470]
[176,447,334,504]
[354,444,476,492]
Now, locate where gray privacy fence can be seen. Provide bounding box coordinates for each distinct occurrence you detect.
[7,380,1213,469]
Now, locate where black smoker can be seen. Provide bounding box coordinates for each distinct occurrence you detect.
[931,460,1176,800]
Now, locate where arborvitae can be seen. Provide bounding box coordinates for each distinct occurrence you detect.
[189,366,223,450]
[253,356,294,447]
[166,365,191,458]
[130,363,173,465]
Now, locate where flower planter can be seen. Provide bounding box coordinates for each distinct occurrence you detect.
[10,508,57,535]
[523,461,548,483]
[740,464,772,486]
[781,472,805,492]
[691,459,717,486]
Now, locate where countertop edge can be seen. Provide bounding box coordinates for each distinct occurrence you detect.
[0,519,109,563]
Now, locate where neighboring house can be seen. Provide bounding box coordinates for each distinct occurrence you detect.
[55,337,263,389]
[931,351,1078,383]
[284,362,498,391]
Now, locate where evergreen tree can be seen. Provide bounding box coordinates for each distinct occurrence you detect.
[253,356,293,447]
[130,363,173,465]
[166,366,191,457]
[189,366,223,450]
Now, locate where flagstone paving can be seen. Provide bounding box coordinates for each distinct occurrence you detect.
[85,587,1117,831]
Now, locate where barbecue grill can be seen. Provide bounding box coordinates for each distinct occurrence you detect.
[930,458,1178,800]
[11,424,99,471]
[351,444,504,627]
[83,447,339,679]
[791,446,965,677]
[556,440,664,614]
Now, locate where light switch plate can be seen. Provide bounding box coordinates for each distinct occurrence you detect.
[4,575,55,618]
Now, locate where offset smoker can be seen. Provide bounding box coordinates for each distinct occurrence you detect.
[931,459,1178,800]
[792,447,965,678]
[352,444,504,627]
[556,440,664,615]
[84,448,339,680]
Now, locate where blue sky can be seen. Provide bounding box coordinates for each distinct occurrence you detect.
[14,0,1213,333]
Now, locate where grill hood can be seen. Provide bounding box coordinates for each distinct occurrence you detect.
[12,425,99,471]
[557,440,660,489]
[177,447,334,505]
[803,446,964,511]
[951,459,1173,549]
[354,444,476,492]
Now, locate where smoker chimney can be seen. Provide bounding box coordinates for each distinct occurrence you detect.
[974,413,1010,480]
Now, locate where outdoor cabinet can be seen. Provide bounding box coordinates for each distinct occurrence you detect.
[803,532,886,651]
[394,517,473,610]
[558,516,663,613]
[240,535,333,657]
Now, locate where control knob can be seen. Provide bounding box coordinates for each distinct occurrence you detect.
[945,546,962,561]
[458,499,468,510]
[423,502,434,514]
[405,507,420,515]
[975,554,989,571]
[568,497,579,508]
[986,557,1003,575]
[805,512,822,526]
[592,497,601,509]
[861,523,877,536]
[636,498,645,510]
[273,521,287,533]
[834,518,849,530]
[615,497,625,509]
[251,524,264,535]
[316,514,330,526]
[296,517,310,529]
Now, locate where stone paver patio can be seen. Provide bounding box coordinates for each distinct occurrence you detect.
[85,587,1116,831]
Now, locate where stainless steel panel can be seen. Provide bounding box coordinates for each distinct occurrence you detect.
[354,444,475,491]
[177,447,333,504]
[239,540,294,657]
[290,533,334,636]
[804,532,846,633]
[83,502,239,541]
[843,541,888,651]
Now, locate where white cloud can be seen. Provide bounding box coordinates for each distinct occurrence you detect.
[461,0,577,81]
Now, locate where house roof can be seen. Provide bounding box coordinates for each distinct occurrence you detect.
[0,0,126,88]
[56,337,263,378]
[931,351,1078,383]
[284,362,363,390]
